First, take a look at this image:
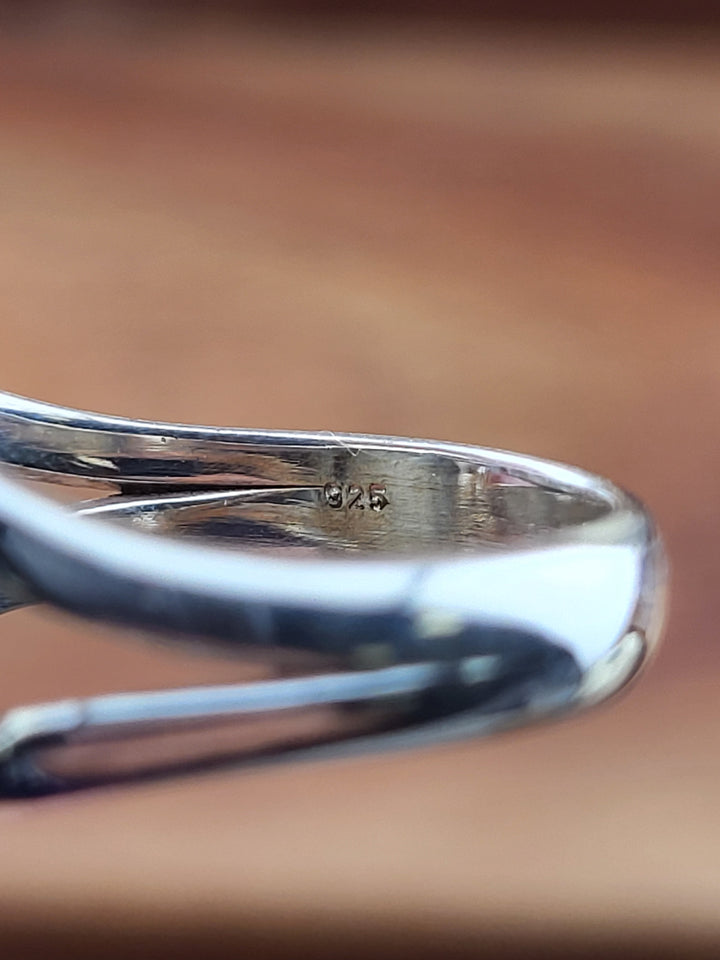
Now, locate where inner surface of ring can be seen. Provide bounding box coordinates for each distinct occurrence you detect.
[75,448,612,556]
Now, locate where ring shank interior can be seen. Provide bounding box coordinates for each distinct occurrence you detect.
[0,391,624,556]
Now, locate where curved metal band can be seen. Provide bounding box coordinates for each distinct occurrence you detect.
[0,392,665,794]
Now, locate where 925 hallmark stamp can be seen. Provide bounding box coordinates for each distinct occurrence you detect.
[322,482,389,512]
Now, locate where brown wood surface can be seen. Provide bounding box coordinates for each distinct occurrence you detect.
[0,20,719,958]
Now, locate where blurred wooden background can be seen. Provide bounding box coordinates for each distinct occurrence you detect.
[0,7,719,957]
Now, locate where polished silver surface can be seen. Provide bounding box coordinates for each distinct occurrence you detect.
[0,390,666,794]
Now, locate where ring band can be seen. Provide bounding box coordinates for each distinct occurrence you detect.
[0,391,665,794]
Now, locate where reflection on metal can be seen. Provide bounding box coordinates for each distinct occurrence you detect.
[576,630,647,706]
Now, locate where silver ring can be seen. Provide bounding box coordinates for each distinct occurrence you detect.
[0,390,666,794]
